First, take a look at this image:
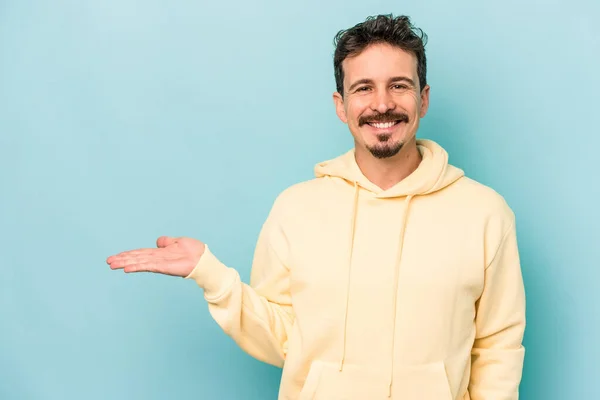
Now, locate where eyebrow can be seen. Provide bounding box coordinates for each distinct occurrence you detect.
[347,76,416,92]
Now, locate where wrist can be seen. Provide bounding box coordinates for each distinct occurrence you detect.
[184,245,237,300]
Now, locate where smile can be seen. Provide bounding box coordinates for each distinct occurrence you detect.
[366,121,401,129]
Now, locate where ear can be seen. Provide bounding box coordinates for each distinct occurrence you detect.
[419,84,430,118]
[332,91,348,124]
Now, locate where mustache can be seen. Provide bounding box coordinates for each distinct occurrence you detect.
[358,111,409,126]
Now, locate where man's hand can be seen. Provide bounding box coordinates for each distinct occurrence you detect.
[106,236,206,277]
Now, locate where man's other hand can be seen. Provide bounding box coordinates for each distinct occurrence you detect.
[106,236,206,277]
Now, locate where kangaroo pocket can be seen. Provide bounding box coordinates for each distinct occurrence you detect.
[391,362,454,400]
[298,361,388,400]
[298,361,453,400]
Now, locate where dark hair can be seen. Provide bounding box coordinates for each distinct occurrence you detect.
[333,14,428,96]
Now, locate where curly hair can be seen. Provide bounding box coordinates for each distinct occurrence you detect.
[333,14,428,96]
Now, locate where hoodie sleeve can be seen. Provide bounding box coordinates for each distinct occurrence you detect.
[469,216,526,400]
[184,198,294,368]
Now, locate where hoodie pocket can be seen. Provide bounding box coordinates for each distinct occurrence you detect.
[391,362,454,400]
[298,361,453,400]
[298,361,388,400]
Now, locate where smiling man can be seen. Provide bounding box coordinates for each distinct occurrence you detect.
[332,37,429,190]
[107,14,526,400]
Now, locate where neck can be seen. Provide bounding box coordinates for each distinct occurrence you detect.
[354,137,422,191]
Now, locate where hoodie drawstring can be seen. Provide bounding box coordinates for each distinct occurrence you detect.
[388,194,414,397]
[338,183,415,398]
[339,181,360,371]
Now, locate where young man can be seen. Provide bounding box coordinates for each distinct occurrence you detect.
[107,14,526,400]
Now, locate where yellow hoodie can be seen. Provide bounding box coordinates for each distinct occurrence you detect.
[186,139,526,400]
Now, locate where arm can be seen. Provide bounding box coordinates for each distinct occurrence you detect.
[469,217,526,399]
[185,199,294,368]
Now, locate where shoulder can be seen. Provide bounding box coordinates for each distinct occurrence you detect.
[454,176,512,209]
[447,175,516,237]
[269,178,327,215]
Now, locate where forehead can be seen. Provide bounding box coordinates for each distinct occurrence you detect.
[342,43,418,83]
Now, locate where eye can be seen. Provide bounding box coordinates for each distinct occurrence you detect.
[356,86,371,92]
[392,84,408,90]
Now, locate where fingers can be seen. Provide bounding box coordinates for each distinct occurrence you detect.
[110,257,183,275]
[109,259,159,273]
[107,236,183,275]
[108,255,146,269]
[106,249,156,264]
[108,255,162,273]
[123,261,158,273]
[106,237,178,265]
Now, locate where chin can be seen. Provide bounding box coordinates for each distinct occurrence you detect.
[362,128,410,159]
[367,141,404,159]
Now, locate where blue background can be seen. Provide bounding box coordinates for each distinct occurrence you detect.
[1,0,598,398]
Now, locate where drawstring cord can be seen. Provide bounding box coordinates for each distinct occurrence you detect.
[337,183,415,399]
[388,194,414,397]
[339,181,360,371]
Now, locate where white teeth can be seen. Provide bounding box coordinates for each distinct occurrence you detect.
[371,121,395,128]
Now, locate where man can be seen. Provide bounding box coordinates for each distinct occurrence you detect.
[107,14,526,400]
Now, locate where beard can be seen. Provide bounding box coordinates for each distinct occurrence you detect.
[367,133,404,159]
[359,110,409,159]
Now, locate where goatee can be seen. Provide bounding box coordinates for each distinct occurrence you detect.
[368,134,404,159]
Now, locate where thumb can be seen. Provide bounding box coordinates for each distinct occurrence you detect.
[156,236,178,248]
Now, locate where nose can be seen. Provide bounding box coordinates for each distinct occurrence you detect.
[370,89,396,114]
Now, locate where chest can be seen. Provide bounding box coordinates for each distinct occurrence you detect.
[287,197,485,314]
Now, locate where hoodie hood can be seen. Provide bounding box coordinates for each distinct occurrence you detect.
[313,138,464,396]
[314,139,464,197]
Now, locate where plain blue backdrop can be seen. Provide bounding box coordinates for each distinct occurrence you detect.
[1,0,598,399]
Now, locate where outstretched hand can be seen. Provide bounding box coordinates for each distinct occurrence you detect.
[107,236,206,277]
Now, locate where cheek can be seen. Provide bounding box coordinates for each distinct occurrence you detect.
[346,99,370,124]
[395,94,420,117]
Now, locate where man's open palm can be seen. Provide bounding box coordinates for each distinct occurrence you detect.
[107,236,206,277]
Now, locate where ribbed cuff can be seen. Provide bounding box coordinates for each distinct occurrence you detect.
[184,245,237,300]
